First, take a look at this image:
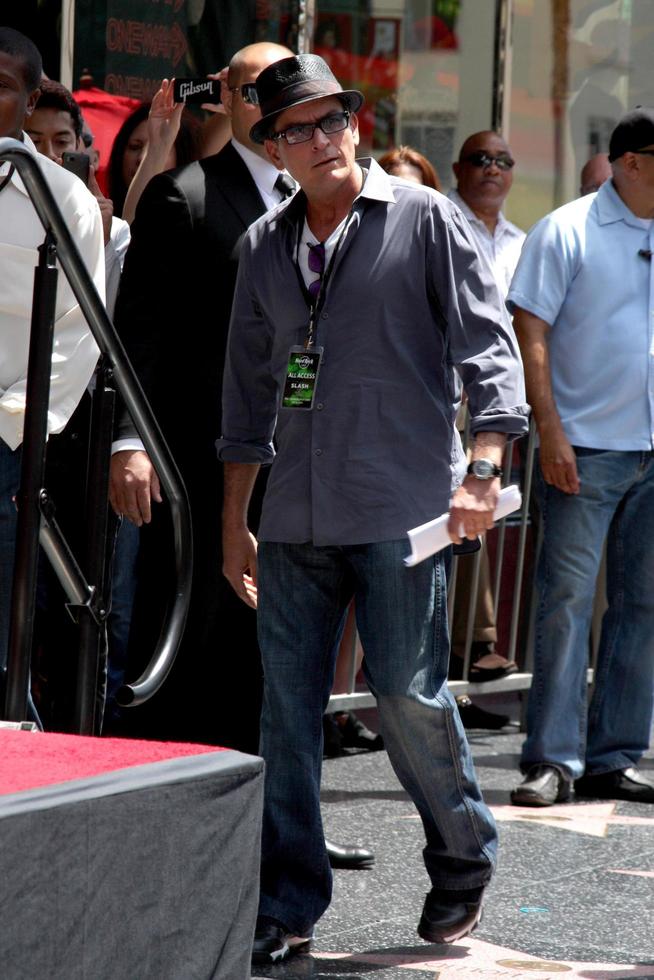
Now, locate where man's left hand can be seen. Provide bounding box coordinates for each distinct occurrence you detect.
[448,476,501,543]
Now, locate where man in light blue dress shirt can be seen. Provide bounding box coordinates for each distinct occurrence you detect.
[508,107,654,808]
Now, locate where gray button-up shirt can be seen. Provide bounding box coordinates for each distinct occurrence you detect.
[217,159,528,545]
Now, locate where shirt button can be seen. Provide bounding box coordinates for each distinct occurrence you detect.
[322,312,329,319]
[316,402,324,410]
[314,448,322,456]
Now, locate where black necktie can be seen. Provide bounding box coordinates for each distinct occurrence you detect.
[274,172,295,200]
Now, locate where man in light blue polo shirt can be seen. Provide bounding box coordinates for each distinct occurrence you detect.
[508,107,654,807]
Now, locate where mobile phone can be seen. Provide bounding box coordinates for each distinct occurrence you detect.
[62,151,90,186]
[173,77,221,104]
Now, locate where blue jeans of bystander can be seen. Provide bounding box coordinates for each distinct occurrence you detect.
[256,540,497,937]
[521,448,654,780]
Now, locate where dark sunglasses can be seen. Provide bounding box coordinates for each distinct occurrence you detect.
[229,82,259,105]
[463,151,515,171]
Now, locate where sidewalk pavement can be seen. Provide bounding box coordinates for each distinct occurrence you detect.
[254,721,654,980]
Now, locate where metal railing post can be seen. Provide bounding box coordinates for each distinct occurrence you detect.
[5,232,58,722]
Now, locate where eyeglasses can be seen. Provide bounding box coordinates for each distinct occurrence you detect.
[634,148,654,157]
[229,82,259,105]
[272,110,351,146]
[462,151,515,171]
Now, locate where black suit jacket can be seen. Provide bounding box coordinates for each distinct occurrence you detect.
[112,142,270,749]
[115,141,267,475]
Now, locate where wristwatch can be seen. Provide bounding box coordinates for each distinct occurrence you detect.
[467,458,503,480]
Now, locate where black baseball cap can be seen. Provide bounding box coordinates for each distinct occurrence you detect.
[608,106,654,162]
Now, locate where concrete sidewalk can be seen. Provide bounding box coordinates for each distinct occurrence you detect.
[254,720,654,979]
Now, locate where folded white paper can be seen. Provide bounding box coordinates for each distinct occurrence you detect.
[404,484,523,567]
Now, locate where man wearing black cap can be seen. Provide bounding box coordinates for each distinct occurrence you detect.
[219,54,529,963]
[509,108,654,808]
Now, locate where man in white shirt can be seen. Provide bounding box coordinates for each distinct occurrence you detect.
[25,78,130,316]
[449,130,524,294]
[0,28,105,683]
[447,130,525,691]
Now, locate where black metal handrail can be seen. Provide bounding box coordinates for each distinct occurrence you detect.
[0,137,193,712]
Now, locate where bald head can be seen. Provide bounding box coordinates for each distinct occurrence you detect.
[579,153,611,196]
[228,43,292,88]
[224,42,293,156]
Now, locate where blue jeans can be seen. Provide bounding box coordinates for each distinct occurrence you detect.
[105,516,140,719]
[522,448,654,780]
[257,540,497,936]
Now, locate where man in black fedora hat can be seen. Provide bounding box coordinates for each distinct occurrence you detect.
[219,53,529,964]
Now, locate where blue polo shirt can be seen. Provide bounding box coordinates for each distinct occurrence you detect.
[507,178,654,450]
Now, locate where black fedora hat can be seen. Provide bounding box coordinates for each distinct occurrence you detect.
[250,53,364,144]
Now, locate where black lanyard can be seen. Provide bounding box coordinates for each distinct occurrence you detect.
[299,213,351,348]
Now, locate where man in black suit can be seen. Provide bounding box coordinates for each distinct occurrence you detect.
[109,42,294,751]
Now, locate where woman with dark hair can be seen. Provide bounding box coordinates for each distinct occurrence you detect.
[378,144,441,191]
[107,81,201,220]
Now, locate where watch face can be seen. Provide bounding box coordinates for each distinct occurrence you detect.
[473,459,495,478]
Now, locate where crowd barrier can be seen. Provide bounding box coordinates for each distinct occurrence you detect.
[328,417,604,715]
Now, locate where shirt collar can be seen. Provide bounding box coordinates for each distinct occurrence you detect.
[0,132,37,195]
[448,187,511,237]
[595,177,653,229]
[282,156,396,228]
[231,137,287,198]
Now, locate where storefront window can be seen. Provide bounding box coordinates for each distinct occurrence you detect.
[507,0,651,231]
[312,1,498,190]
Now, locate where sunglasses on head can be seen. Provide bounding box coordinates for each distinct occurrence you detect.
[463,151,515,171]
[229,82,259,105]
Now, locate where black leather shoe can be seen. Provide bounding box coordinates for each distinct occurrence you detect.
[511,764,572,807]
[418,886,484,944]
[574,766,654,803]
[325,838,375,869]
[456,695,509,730]
[335,711,384,751]
[251,919,312,965]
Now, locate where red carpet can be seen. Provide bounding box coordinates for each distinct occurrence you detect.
[0,729,225,795]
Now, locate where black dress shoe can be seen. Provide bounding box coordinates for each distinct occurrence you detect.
[456,695,509,730]
[325,838,375,869]
[251,918,312,965]
[511,764,572,807]
[322,713,344,757]
[417,885,484,944]
[334,711,384,751]
[574,766,654,803]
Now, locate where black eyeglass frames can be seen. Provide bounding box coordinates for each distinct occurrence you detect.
[462,151,515,171]
[272,110,351,146]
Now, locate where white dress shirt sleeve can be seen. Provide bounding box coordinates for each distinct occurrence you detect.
[0,176,105,451]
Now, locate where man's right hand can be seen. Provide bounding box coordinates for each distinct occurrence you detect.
[109,450,162,525]
[223,524,258,609]
[538,424,580,494]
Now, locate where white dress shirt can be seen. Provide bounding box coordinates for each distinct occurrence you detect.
[0,133,105,450]
[105,216,131,318]
[231,137,295,209]
[448,188,524,296]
